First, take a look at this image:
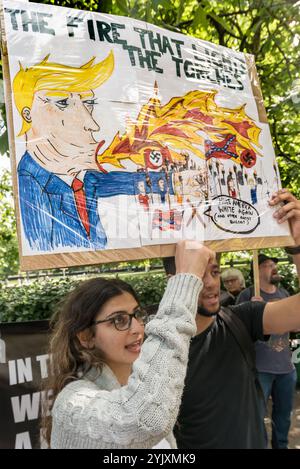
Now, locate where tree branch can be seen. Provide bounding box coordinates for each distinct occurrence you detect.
[222,10,252,17]
[272,121,299,164]
[267,23,292,80]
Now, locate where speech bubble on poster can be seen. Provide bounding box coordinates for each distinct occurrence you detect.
[204,195,260,234]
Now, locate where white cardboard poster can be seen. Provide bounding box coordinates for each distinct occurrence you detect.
[1,1,291,269]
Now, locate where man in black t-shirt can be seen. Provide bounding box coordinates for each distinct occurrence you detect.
[166,260,267,448]
[163,189,300,449]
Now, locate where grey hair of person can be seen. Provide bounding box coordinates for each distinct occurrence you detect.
[221,268,246,288]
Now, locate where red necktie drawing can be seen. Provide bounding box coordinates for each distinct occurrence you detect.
[71,178,90,237]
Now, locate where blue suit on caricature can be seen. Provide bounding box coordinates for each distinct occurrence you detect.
[18,152,172,251]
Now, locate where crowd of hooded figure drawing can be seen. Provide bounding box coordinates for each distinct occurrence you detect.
[137,180,150,211]
[227,174,238,198]
[248,178,258,205]
[207,156,276,206]
[13,50,271,251]
[157,178,167,204]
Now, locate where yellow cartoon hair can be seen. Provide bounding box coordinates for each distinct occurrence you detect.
[13,51,114,136]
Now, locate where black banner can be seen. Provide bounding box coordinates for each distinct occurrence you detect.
[0,321,49,449]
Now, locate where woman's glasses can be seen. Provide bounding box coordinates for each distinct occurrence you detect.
[93,309,148,331]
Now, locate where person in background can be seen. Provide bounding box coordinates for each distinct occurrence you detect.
[236,253,297,449]
[220,267,246,307]
[41,240,214,449]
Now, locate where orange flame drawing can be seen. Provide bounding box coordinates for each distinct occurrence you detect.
[96,84,262,170]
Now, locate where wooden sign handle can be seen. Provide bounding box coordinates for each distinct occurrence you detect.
[253,250,260,297]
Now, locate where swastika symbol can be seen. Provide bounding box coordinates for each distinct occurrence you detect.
[149,150,163,165]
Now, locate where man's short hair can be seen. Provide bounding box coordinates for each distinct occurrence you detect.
[250,253,279,278]
[257,254,278,266]
[163,252,221,277]
[162,256,176,276]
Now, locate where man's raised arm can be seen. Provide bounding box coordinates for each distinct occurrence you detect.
[263,190,300,334]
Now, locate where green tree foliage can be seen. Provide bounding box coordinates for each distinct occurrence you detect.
[1,260,298,322]
[0,272,166,322]
[0,277,79,322]
[0,169,18,278]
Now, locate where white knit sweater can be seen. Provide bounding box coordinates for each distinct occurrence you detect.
[50,273,202,449]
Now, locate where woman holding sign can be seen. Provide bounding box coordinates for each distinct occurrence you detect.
[41,241,214,449]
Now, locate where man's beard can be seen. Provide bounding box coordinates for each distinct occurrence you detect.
[270,274,281,285]
[197,305,220,317]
